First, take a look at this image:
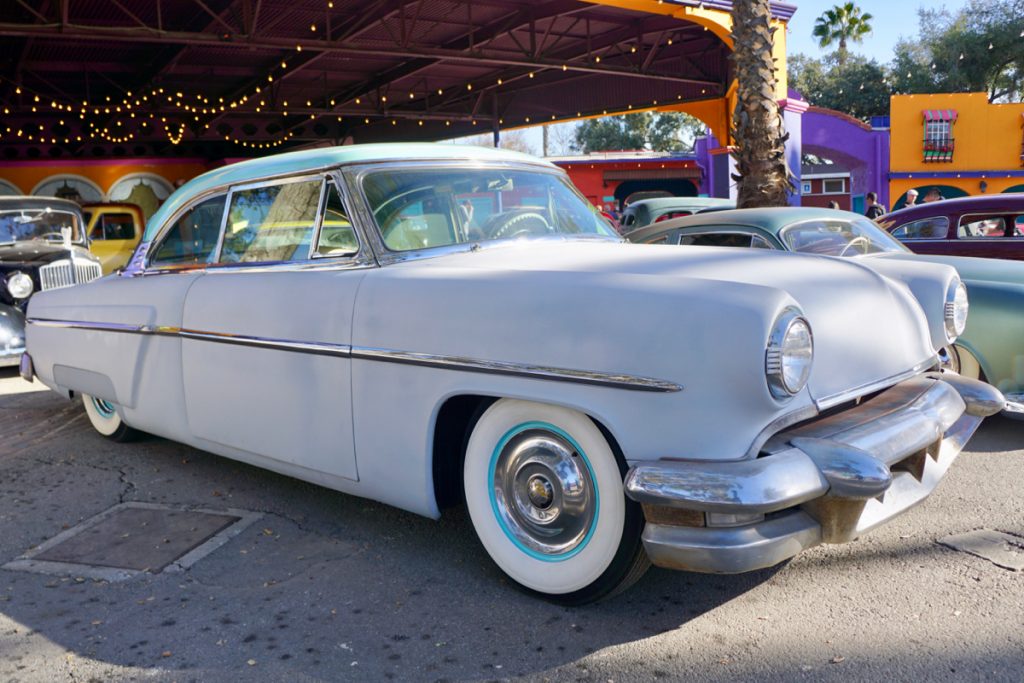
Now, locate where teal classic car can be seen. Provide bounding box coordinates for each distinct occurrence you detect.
[618,197,734,232]
[628,207,1024,415]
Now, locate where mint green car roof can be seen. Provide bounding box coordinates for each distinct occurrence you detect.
[143,143,555,241]
[661,206,861,234]
[630,197,734,210]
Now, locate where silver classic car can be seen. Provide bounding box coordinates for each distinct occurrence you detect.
[22,144,1003,603]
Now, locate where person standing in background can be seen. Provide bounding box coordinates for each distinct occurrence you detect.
[905,188,919,206]
[923,187,944,203]
[865,191,886,220]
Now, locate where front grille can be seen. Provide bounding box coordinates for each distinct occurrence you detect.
[38,258,102,291]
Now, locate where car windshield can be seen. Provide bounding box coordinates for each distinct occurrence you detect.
[361,166,617,252]
[780,216,908,257]
[0,208,82,245]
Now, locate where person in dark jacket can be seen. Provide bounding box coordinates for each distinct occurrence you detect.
[865,191,886,220]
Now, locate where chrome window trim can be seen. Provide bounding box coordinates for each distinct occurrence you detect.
[342,160,619,267]
[309,171,369,262]
[145,190,230,272]
[213,173,327,265]
[813,355,937,411]
[26,317,682,393]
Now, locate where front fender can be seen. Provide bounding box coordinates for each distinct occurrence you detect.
[957,279,1024,395]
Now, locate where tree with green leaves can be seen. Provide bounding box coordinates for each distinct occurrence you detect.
[730,0,792,208]
[572,112,705,154]
[788,53,891,120]
[813,2,874,67]
[890,1,1024,102]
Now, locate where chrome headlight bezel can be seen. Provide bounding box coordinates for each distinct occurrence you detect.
[766,307,814,400]
[5,271,33,300]
[944,280,968,342]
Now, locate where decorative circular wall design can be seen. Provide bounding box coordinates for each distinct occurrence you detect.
[0,179,23,196]
[31,174,104,203]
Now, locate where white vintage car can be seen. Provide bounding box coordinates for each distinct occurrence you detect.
[22,144,1004,604]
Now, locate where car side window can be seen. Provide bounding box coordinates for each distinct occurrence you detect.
[90,213,136,241]
[958,215,1022,239]
[220,179,323,264]
[892,217,948,240]
[644,235,670,245]
[314,181,358,257]
[150,194,227,267]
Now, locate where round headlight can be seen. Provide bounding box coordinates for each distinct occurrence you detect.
[766,308,814,400]
[6,272,33,300]
[944,280,968,341]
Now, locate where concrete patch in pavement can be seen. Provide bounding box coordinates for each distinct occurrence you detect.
[2,501,262,581]
[938,529,1024,571]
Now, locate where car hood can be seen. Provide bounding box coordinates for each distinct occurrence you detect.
[0,241,94,266]
[398,240,938,406]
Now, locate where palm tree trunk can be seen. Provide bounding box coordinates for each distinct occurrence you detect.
[730,0,793,208]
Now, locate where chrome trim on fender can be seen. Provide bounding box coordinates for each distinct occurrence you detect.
[179,330,352,358]
[349,346,681,392]
[26,318,682,393]
[813,355,937,411]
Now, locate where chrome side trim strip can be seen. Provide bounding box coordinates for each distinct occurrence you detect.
[813,356,937,411]
[26,318,681,393]
[179,330,352,358]
[349,346,681,392]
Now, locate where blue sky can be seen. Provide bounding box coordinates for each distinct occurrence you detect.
[785,0,971,60]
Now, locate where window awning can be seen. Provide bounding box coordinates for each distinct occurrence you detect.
[923,109,958,122]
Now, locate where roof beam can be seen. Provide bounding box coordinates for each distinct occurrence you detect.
[0,23,716,86]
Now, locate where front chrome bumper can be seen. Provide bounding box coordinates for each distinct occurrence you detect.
[624,373,1004,574]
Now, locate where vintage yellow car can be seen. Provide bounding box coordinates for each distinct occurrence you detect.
[82,203,145,273]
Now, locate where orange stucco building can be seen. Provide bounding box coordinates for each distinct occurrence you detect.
[890,93,1024,208]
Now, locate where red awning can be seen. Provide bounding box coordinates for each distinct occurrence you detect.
[923,109,958,122]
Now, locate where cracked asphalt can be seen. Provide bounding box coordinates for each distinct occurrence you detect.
[0,367,1022,683]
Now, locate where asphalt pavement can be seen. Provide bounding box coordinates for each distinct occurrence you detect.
[0,367,1021,682]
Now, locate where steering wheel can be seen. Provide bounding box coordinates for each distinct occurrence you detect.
[837,235,871,257]
[486,211,553,240]
[34,232,67,241]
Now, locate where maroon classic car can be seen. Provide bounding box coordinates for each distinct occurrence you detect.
[878,195,1024,261]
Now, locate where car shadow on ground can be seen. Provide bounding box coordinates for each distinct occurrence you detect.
[0,381,788,681]
[0,373,1017,682]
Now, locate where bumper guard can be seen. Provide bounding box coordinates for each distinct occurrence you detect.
[624,373,1004,574]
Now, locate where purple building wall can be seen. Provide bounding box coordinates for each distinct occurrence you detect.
[694,100,890,209]
[801,106,890,210]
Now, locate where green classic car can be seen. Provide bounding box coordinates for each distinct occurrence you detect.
[628,207,1024,415]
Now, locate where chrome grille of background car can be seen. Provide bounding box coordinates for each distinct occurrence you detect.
[38,259,102,291]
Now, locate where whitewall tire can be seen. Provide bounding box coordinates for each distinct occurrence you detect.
[463,399,648,604]
[82,394,140,442]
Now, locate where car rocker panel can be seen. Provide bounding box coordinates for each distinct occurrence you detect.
[21,144,1004,602]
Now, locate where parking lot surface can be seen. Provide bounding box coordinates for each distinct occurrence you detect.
[0,367,1021,682]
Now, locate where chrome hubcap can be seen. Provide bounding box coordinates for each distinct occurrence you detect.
[490,425,597,559]
[92,397,117,419]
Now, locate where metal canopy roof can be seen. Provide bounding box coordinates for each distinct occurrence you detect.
[0,0,734,160]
